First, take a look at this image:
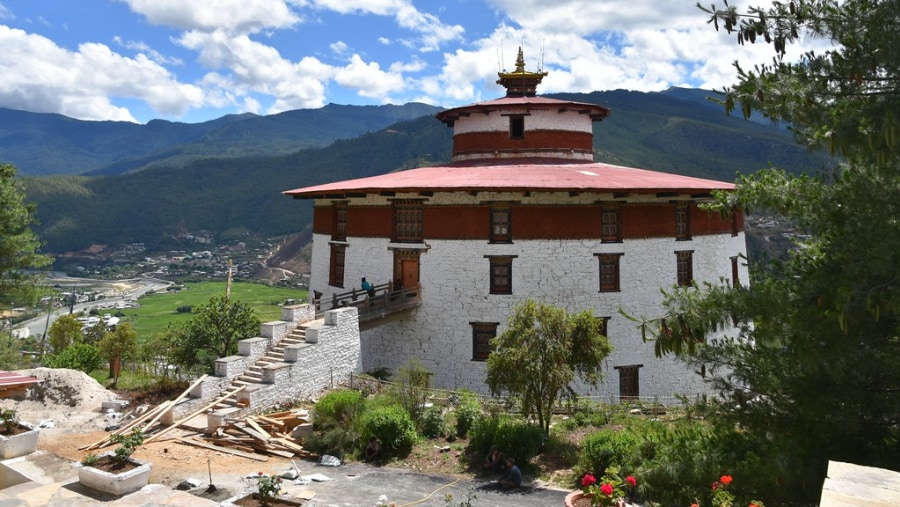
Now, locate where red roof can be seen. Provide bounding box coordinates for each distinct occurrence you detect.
[0,371,41,398]
[284,159,734,199]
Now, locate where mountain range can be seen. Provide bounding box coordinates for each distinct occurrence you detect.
[4,88,834,255]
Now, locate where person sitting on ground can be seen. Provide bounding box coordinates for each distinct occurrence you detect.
[364,436,382,463]
[483,445,505,472]
[498,457,523,489]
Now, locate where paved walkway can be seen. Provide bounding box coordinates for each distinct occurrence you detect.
[0,451,570,507]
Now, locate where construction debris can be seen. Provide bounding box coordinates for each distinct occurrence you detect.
[201,409,314,460]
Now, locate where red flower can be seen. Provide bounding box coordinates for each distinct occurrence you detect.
[581,474,597,487]
[600,483,614,496]
[712,482,719,491]
[691,504,699,507]
[625,475,637,487]
[720,475,733,486]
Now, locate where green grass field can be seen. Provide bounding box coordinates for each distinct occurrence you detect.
[121,281,308,338]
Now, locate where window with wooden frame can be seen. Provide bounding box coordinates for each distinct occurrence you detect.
[731,255,740,288]
[731,211,740,237]
[486,255,515,294]
[614,364,643,399]
[490,205,512,243]
[596,316,610,337]
[601,205,622,243]
[329,244,346,288]
[471,322,498,361]
[595,253,623,292]
[675,203,691,240]
[332,202,348,241]
[392,199,424,243]
[676,250,694,287]
[509,116,525,139]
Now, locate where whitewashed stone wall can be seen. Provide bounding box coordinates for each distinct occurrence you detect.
[306,192,748,401]
[452,108,593,135]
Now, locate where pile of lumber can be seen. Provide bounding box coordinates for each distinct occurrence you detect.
[193,410,314,460]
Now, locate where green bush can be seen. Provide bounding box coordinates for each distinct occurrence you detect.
[453,390,482,438]
[419,405,446,439]
[44,343,103,373]
[578,427,643,476]
[312,388,364,430]
[305,388,366,458]
[469,415,545,465]
[360,404,417,453]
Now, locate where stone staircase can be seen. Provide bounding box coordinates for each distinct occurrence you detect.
[232,326,308,388]
[164,304,362,429]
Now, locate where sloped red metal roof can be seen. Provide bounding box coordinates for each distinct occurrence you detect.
[0,371,41,398]
[283,159,734,199]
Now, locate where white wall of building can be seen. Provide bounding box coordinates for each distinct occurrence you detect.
[452,108,593,135]
[310,224,747,400]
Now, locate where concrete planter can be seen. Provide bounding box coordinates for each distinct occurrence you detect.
[75,453,152,496]
[0,422,39,459]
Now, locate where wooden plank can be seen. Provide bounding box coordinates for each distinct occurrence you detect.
[80,402,167,450]
[142,374,208,433]
[246,418,272,440]
[255,415,285,429]
[272,437,306,454]
[144,386,245,443]
[175,437,268,462]
[230,422,269,442]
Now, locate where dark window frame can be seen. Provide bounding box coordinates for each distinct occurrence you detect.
[489,205,512,243]
[731,255,740,288]
[392,199,424,243]
[509,116,525,139]
[486,255,515,294]
[470,322,499,361]
[595,253,623,292]
[614,364,643,399]
[675,203,692,240]
[333,202,348,241]
[601,205,622,243]
[676,250,694,287]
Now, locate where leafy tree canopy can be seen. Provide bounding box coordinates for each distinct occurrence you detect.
[0,163,51,309]
[168,294,260,374]
[632,2,900,504]
[703,0,900,164]
[485,299,612,434]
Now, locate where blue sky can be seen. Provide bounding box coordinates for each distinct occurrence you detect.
[0,1,821,124]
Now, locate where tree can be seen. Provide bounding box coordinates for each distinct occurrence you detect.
[632,2,900,504]
[47,314,83,353]
[702,0,900,164]
[98,322,138,386]
[485,299,612,434]
[169,294,260,374]
[0,163,51,310]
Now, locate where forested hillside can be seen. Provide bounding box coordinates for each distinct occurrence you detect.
[17,88,835,254]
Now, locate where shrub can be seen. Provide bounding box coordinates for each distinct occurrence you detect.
[305,388,366,458]
[578,427,643,477]
[44,343,103,373]
[360,404,417,453]
[312,388,364,429]
[469,415,545,465]
[175,305,192,314]
[453,390,482,438]
[419,405,447,439]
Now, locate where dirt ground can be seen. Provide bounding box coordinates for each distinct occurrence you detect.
[3,368,574,503]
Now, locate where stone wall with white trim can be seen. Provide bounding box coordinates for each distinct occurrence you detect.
[452,108,593,135]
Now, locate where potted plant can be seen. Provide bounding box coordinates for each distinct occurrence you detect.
[222,472,305,507]
[567,467,637,507]
[0,408,40,459]
[75,428,152,496]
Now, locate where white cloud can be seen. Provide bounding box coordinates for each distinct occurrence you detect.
[333,54,405,101]
[0,26,203,122]
[116,0,301,33]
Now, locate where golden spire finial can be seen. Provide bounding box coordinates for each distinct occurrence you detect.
[497,46,547,97]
